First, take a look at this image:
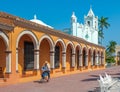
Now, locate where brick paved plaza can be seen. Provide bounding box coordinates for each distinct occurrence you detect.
[0,66,120,92]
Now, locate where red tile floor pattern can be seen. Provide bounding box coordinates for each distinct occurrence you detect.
[0,66,120,92]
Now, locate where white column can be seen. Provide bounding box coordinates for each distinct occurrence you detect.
[91,55,93,66]
[6,51,11,73]
[79,54,83,67]
[16,49,18,72]
[98,55,100,65]
[50,51,55,69]
[72,53,75,67]
[85,55,88,66]
[34,49,39,70]
[95,55,98,65]
[62,52,66,68]
[102,56,104,65]
[99,55,101,65]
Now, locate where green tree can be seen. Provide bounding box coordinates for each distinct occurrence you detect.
[98,16,110,45]
[98,30,104,45]
[106,41,117,53]
[106,41,117,63]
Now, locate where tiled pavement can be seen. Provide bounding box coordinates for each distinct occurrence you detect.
[0,66,120,92]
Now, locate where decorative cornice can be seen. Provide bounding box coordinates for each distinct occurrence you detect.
[0,22,14,31]
[0,12,105,49]
[15,19,104,49]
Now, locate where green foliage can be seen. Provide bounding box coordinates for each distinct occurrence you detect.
[106,56,116,63]
[105,41,117,64]
[106,41,117,53]
[98,16,110,45]
[98,16,110,31]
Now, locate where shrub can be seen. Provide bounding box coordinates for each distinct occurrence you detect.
[106,56,115,63]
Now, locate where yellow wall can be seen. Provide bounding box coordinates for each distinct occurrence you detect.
[39,39,50,68]
[0,15,105,85]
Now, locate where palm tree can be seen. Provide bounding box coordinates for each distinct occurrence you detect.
[106,41,117,63]
[106,41,117,54]
[98,16,110,45]
[98,30,104,45]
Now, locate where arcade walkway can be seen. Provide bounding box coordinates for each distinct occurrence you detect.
[0,66,120,92]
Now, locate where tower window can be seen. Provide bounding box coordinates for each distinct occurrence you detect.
[87,21,90,26]
[95,21,96,28]
[72,18,75,22]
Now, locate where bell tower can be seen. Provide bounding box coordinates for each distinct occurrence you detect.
[84,7,98,44]
[71,12,77,36]
[84,7,98,30]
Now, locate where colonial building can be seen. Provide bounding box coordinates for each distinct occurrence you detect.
[0,11,105,85]
[115,45,120,65]
[64,8,98,44]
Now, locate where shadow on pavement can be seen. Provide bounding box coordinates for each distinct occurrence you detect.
[109,73,120,76]
[81,78,98,82]
[90,75,99,77]
[34,80,48,84]
[88,87,100,92]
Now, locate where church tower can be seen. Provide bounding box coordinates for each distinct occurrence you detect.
[84,7,98,30]
[84,7,98,44]
[68,7,98,44]
[71,12,77,36]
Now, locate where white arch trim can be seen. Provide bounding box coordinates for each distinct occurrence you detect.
[0,31,11,73]
[16,30,38,48]
[39,35,54,51]
[88,48,93,55]
[0,31,9,49]
[55,39,66,52]
[75,44,82,54]
[93,49,98,56]
[55,39,66,68]
[101,51,104,57]
[66,41,76,67]
[82,46,88,55]
[39,35,55,69]
[16,30,39,71]
[66,41,75,53]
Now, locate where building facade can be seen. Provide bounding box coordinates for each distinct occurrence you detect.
[64,8,98,44]
[0,12,105,85]
[115,45,120,65]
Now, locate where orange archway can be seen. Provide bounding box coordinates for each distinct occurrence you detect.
[0,37,6,77]
[18,34,35,75]
[39,39,50,69]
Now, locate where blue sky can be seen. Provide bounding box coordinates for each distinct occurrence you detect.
[0,0,120,47]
